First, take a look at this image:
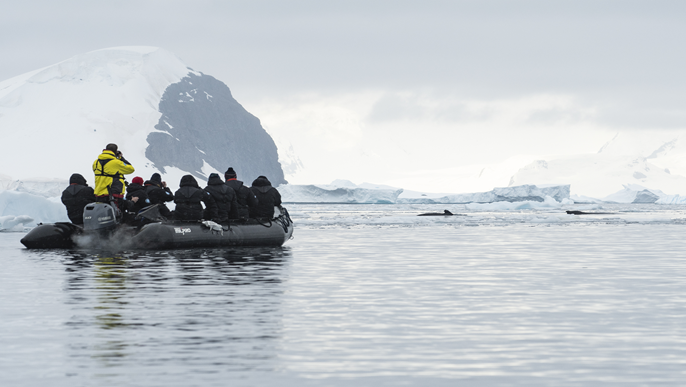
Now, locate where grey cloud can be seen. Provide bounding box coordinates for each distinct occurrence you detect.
[525,108,592,126]
[366,93,493,124]
[596,107,686,129]
[366,94,438,123]
[2,0,686,129]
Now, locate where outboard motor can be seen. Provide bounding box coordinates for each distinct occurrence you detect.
[82,202,119,234]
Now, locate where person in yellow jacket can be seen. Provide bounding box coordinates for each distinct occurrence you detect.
[92,144,135,207]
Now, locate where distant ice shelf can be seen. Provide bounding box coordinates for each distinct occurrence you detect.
[398,184,571,204]
[279,183,403,204]
[280,181,571,204]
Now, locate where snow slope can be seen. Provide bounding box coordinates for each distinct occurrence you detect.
[509,132,686,198]
[383,132,686,199]
[509,154,686,198]
[0,47,189,182]
[0,46,285,187]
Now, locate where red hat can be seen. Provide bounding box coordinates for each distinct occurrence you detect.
[132,176,144,185]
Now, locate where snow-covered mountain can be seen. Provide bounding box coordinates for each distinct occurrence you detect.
[508,133,686,198]
[3,46,686,214]
[0,46,285,188]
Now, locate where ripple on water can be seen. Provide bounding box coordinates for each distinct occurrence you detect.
[1,215,686,386]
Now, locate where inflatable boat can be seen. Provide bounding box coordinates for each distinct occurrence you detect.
[20,203,294,249]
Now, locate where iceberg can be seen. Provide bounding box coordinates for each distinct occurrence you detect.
[465,195,573,211]
[398,184,571,204]
[0,190,68,226]
[569,194,603,204]
[0,215,35,231]
[656,195,686,204]
[279,183,403,204]
[0,176,66,198]
[279,181,570,204]
[602,184,666,204]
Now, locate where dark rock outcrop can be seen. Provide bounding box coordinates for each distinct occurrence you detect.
[146,73,286,185]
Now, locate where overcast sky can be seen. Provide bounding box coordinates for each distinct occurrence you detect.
[3,0,686,188]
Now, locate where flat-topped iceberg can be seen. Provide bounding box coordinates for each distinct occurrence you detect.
[399,184,571,204]
[280,181,570,204]
[0,176,66,198]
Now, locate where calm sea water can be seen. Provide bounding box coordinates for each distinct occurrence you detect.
[2,204,686,386]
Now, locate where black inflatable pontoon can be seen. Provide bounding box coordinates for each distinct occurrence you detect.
[131,218,292,249]
[21,203,294,249]
[20,222,84,249]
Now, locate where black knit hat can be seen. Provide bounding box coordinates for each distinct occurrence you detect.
[105,143,118,153]
[225,167,237,179]
[69,173,87,186]
[150,173,162,183]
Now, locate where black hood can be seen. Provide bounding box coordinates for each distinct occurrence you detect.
[69,173,87,186]
[128,182,144,192]
[252,185,273,194]
[180,174,199,188]
[150,173,162,184]
[251,176,272,188]
[225,178,244,187]
[207,174,225,186]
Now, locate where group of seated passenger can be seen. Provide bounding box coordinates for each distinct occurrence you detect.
[61,167,282,225]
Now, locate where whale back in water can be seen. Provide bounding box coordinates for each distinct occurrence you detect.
[417,210,456,217]
[566,210,615,215]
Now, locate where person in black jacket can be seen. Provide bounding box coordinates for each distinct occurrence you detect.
[174,174,218,221]
[125,176,150,214]
[250,175,282,219]
[204,173,238,221]
[144,173,174,218]
[225,167,258,219]
[61,173,96,225]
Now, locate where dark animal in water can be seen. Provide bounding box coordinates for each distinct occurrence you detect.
[566,210,615,215]
[418,210,461,216]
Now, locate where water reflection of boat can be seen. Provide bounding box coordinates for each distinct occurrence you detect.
[59,246,290,367]
[20,205,294,249]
